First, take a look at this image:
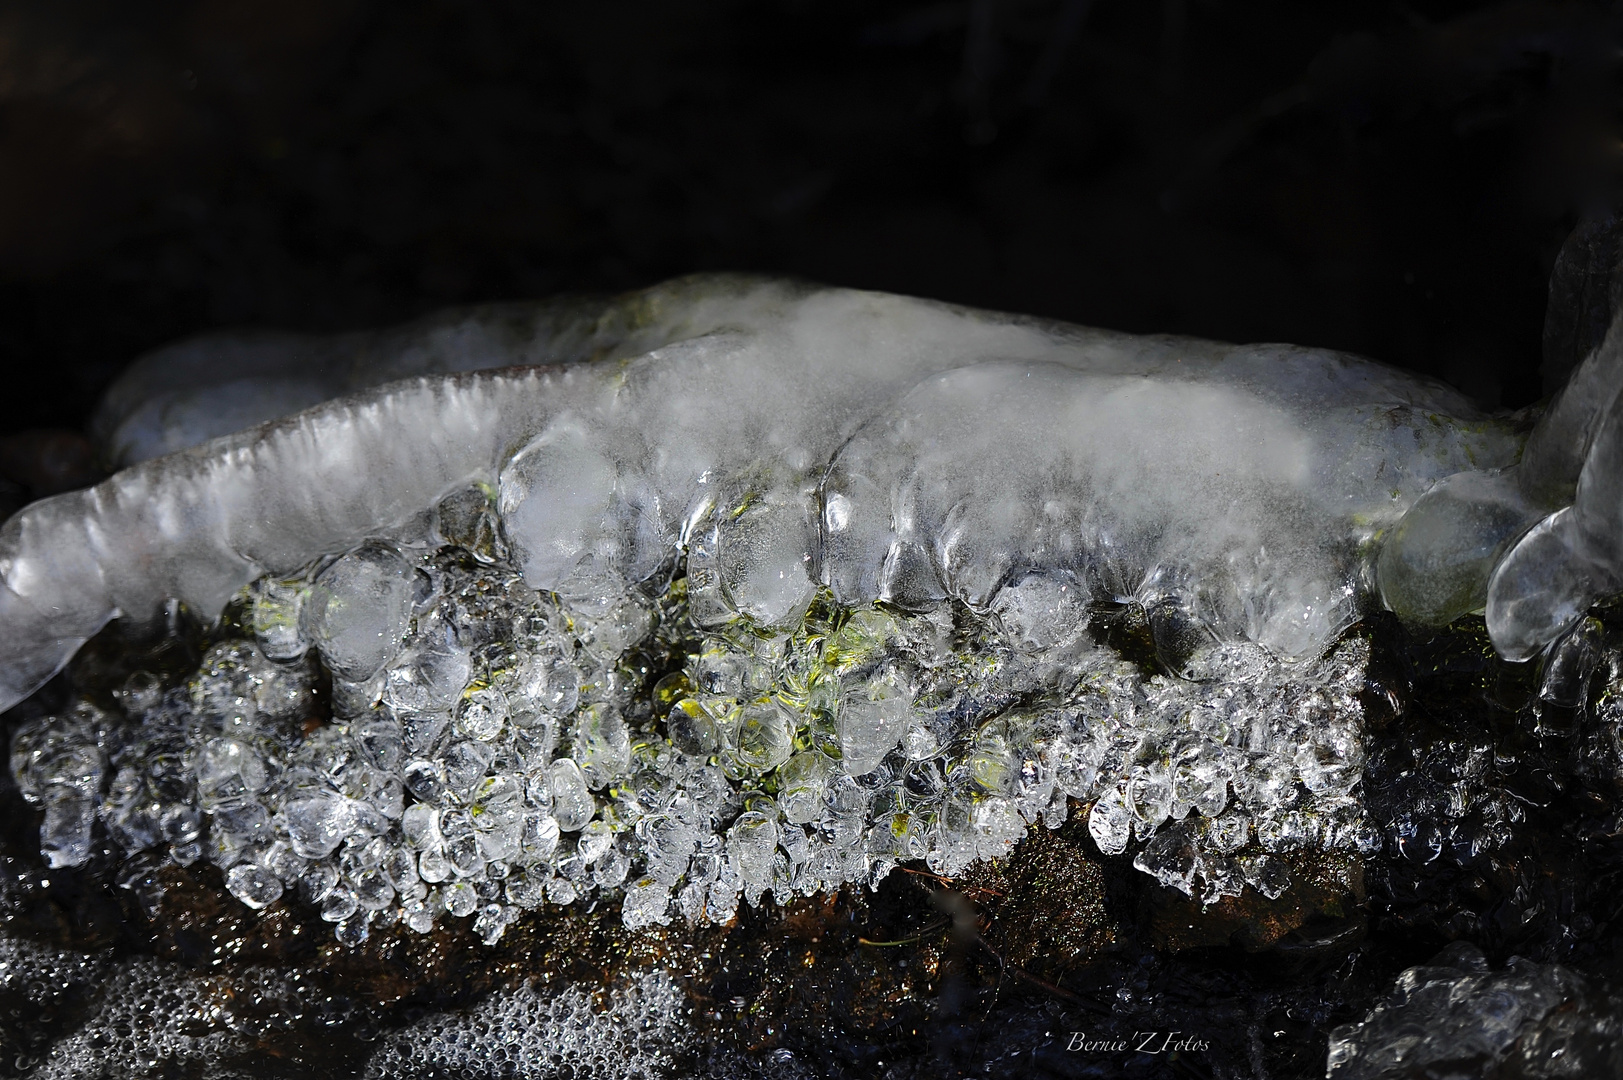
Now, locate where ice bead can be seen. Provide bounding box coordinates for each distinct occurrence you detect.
[1377,470,1543,627]
[250,576,311,660]
[838,661,913,776]
[702,485,817,628]
[777,752,831,825]
[284,793,356,860]
[226,864,284,910]
[1485,509,1610,662]
[304,542,417,681]
[727,811,778,895]
[508,649,581,721]
[547,759,595,831]
[992,570,1090,652]
[729,700,795,773]
[571,705,630,789]
[383,625,472,714]
[456,687,508,741]
[621,877,673,929]
[1088,785,1133,856]
[498,417,653,595]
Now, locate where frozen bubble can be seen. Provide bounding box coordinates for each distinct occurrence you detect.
[335,914,370,946]
[300,861,338,903]
[304,541,417,681]
[191,639,312,723]
[10,709,108,800]
[402,898,437,933]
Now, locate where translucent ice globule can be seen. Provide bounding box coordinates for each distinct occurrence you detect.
[0,274,1541,712]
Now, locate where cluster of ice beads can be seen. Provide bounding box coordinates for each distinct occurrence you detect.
[10,484,1377,945]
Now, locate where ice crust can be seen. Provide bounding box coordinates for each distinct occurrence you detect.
[0,275,1530,714]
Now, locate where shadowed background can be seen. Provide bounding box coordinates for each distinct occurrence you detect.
[0,0,1614,500]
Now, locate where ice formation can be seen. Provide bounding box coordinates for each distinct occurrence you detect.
[1326,943,1623,1078]
[4,274,1621,947]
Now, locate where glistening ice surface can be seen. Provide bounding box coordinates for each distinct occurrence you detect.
[8,274,1623,1078]
[4,273,1571,715]
[11,487,1378,947]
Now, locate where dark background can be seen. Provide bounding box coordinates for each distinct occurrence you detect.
[0,0,1614,482]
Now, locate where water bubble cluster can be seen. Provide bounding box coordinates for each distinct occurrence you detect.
[10,483,1377,944]
[361,971,694,1079]
[0,932,302,1080]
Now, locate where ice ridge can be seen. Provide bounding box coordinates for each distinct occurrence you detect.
[1,276,1530,715]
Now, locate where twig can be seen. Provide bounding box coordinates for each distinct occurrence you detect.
[858,917,950,947]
